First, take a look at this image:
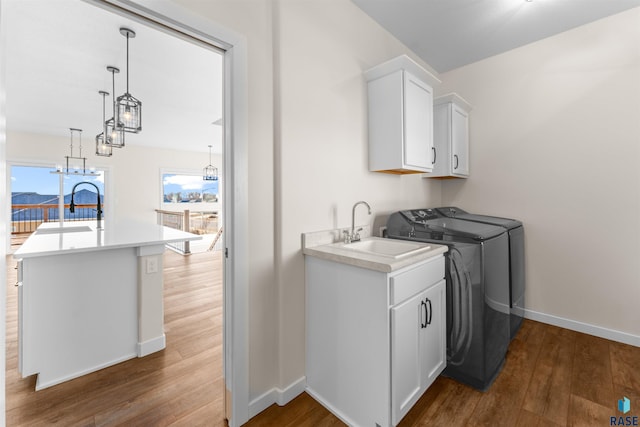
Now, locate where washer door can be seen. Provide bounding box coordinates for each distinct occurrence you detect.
[446,247,472,366]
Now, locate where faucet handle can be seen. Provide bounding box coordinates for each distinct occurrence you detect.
[342,229,351,244]
[353,228,363,242]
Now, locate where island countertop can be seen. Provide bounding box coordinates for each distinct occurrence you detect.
[13,220,202,259]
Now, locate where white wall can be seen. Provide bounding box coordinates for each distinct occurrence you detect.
[173,0,444,414]
[7,131,222,224]
[438,8,640,342]
[275,0,441,394]
[171,0,279,408]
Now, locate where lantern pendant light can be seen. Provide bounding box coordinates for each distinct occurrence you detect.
[116,27,142,133]
[203,145,218,181]
[51,128,98,176]
[95,90,113,157]
[105,66,125,148]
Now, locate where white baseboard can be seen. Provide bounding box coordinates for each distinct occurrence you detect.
[305,386,357,427]
[35,352,137,391]
[524,309,640,347]
[248,376,306,419]
[137,334,166,357]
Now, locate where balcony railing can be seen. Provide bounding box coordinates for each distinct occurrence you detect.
[155,209,219,255]
[11,203,103,234]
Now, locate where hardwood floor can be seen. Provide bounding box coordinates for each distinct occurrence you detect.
[245,320,640,427]
[6,251,639,426]
[5,250,225,426]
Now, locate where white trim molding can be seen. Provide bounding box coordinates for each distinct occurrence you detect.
[524,309,640,347]
[248,376,307,420]
[137,334,166,357]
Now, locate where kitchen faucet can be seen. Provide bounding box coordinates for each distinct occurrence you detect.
[344,201,371,244]
[69,181,103,229]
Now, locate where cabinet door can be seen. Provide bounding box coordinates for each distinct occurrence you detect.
[403,71,434,171]
[420,279,446,390]
[430,103,450,177]
[391,289,425,425]
[391,280,446,425]
[451,104,469,177]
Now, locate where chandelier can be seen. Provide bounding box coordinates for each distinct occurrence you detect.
[52,128,99,176]
[203,145,218,181]
[116,27,142,133]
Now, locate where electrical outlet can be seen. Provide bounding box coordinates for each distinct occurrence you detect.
[146,257,158,274]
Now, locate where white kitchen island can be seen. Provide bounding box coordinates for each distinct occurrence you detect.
[13,220,201,390]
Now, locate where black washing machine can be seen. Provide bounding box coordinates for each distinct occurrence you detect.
[387,209,510,391]
[436,207,525,339]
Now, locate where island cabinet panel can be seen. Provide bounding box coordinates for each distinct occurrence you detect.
[20,248,139,390]
[305,254,446,427]
[13,220,199,390]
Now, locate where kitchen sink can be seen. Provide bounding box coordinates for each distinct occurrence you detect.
[35,226,93,235]
[340,237,431,259]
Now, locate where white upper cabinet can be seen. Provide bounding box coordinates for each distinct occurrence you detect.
[424,93,472,179]
[365,55,441,174]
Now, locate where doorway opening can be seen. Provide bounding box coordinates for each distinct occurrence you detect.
[2,0,248,424]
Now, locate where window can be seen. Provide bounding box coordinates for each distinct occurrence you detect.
[162,173,218,204]
[10,164,105,235]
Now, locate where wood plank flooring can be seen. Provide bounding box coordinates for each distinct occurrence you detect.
[6,252,640,426]
[245,320,640,427]
[5,250,225,426]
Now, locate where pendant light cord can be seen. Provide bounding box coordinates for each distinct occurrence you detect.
[126,34,130,95]
[69,128,74,157]
[112,68,116,117]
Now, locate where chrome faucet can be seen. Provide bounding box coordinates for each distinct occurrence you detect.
[344,201,371,243]
[69,181,103,229]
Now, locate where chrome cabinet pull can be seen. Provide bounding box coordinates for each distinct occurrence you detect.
[454,154,459,169]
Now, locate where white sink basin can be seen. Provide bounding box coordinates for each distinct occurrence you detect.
[340,238,430,259]
[35,226,93,235]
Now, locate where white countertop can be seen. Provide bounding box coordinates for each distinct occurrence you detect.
[14,220,202,259]
[302,230,447,273]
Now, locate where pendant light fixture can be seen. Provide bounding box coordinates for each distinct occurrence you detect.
[116,27,142,133]
[95,90,113,157]
[52,128,99,176]
[105,65,125,148]
[203,145,218,181]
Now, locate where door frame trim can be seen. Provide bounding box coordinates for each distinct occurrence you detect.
[0,0,250,425]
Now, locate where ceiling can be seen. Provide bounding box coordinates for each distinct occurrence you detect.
[7,1,640,155]
[4,0,223,154]
[351,0,640,73]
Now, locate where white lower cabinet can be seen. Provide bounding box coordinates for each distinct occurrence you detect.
[305,254,446,427]
[391,280,445,425]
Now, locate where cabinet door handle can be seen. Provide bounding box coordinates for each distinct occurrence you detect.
[426,298,433,326]
[420,300,427,328]
[454,154,459,170]
[432,147,436,164]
